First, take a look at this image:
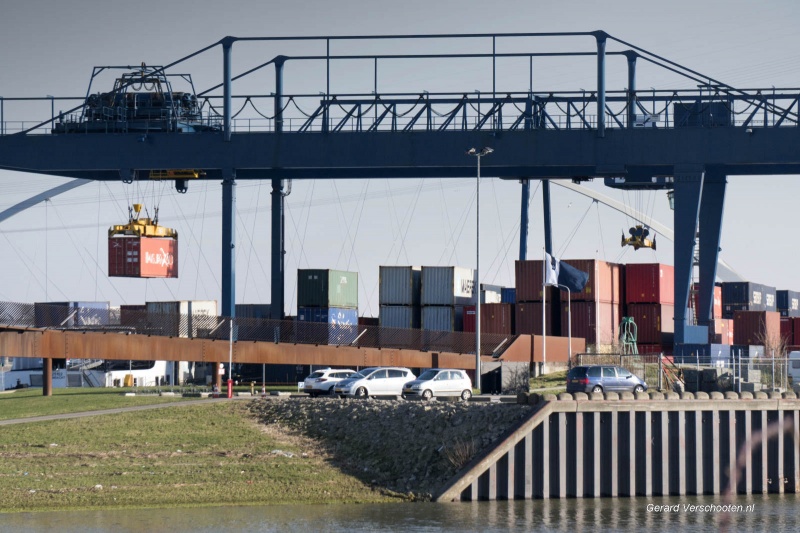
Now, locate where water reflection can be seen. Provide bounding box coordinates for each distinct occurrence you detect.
[3,494,798,532]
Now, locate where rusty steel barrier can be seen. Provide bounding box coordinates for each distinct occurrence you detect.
[0,301,516,357]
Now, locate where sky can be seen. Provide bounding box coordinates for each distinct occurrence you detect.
[1,0,800,317]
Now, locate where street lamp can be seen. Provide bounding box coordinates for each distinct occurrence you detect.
[467,147,493,392]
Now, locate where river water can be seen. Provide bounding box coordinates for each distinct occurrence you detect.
[2,494,797,532]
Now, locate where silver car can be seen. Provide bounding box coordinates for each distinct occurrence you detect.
[303,368,355,397]
[333,367,415,398]
[402,368,473,401]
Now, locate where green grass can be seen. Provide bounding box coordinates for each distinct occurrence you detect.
[0,402,396,512]
[529,370,568,391]
[0,388,196,421]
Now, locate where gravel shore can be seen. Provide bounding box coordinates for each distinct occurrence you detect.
[247,397,532,499]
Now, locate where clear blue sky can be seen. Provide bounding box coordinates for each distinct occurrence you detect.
[1,0,799,316]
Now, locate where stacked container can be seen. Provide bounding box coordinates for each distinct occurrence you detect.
[777,290,800,318]
[420,266,474,332]
[561,260,623,346]
[297,269,359,344]
[624,263,674,347]
[378,266,421,329]
[732,310,781,346]
[514,260,554,336]
[480,284,504,304]
[463,303,514,334]
[721,282,777,318]
[34,301,111,328]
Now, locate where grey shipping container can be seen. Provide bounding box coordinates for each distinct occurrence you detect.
[721,282,775,316]
[235,304,272,319]
[297,269,358,309]
[379,305,421,329]
[379,266,421,306]
[421,266,475,306]
[421,305,464,332]
[146,300,219,338]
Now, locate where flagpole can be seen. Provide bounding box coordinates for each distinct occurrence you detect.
[542,248,546,371]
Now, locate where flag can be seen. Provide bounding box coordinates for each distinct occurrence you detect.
[544,253,589,293]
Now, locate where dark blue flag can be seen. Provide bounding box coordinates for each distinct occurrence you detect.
[545,253,589,293]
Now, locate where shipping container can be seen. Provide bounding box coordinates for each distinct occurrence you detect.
[560,259,621,303]
[732,310,781,346]
[235,304,272,320]
[674,343,731,365]
[34,301,111,328]
[420,266,475,306]
[721,282,775,317]
[297,306,359,345]
[145,300,218,338]
[781,318,794,345]
[707,318,734,345]
[793,318,800,348]
[636,344,664,355]
[514,302,556,336]
[729,345,764,358]
[358,316,379,327]
[119,304,147,330]
[421,305,464,332]
[561,301,620,346]
[625,263,674,304]
[501,287,516,304]
[378,266,421,306]
[298,269,358,309]
[777,290,800,317]
[690,283,723,320]
[463,303,514,335]
[626,303,675,344]
[480,284,503,304]
[514,260,545,302]
[108,236,178,278]
[379,305,421,329]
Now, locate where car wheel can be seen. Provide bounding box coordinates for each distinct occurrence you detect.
[460,389,472,401]
[355,386,368,398]
[422,389,433,401]
[591,385,603,394]
[634,385,644,393]
[327,387,337,396]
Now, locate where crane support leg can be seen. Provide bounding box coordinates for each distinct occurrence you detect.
[519,179,530,260]
[673,167,705,345]
[697,172,727,326]
[270,178,285,320]
[221,171,236,318]
[542,179,553,255]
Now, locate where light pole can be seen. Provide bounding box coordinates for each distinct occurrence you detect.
[467,147,493,392]
[559,284,572,364]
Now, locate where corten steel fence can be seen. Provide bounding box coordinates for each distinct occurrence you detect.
[0,301,516,357]
[572,351,795,394]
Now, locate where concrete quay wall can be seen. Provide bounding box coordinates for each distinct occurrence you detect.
[435,391,800,501]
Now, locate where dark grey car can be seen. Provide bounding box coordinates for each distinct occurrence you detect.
[566,365,647,393]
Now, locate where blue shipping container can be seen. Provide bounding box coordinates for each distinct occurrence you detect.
[777,290,800,317]
[501,288,517,304]
[298,307,359,345]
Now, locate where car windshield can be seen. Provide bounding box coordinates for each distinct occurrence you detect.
[308,371,325,379]
[418,369,439,381]
[349,369,375,380]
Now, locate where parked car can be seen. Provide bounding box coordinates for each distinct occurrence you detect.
[566,365,648,394]
[402,368,473,401]
[333,367,416,398]
[303,368,356,397]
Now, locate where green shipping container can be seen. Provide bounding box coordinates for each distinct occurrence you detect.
[297,269,359,309]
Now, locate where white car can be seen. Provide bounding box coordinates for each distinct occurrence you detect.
[303,368,356,397]
[402,368,473,401]
[333,367,416,398]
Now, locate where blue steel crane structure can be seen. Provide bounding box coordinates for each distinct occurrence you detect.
[1,31,799,348]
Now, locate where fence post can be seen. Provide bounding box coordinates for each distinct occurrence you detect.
[737,350,741,394]
[696,351,700,393]
[658,352,663,391]
[772,350,775,391]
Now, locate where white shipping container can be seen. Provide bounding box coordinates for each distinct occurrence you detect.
[421,305,464,332]
[379,266,422,306]
[379,305,421,329]
[421,266,475,306]
[481,284,503,304]
[146,300,218,338]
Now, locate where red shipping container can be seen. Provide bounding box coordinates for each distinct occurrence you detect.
[626,263,674,305]
[636,343,665,354]
[559,259,621,304]
[463,304,514,334]
[561,301,619,346]
[733,310,781,346]
[708,318,734,345]
[514,302,556,336]
[792,318,800,347]
[515,260,545,302]
[781,318,794,345]
[626,303,675,344]
[109,236,178,278]
[689,283,723,320]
